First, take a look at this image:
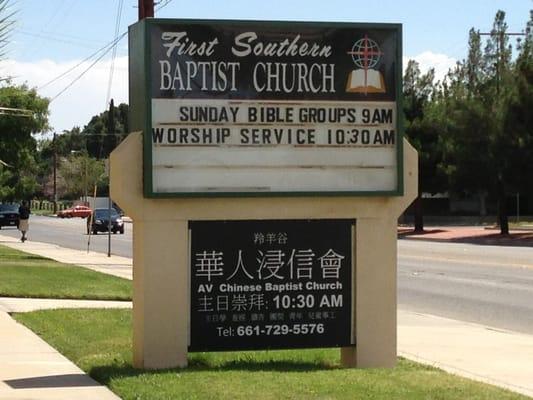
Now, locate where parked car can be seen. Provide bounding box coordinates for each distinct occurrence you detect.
[0,203,19,229]
[57,205,92,218]
[87,208,124,234]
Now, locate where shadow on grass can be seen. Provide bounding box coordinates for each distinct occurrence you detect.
[0,252,49,261]
[0,293,132,301]
[16,254,49,261]
[190,357,339,371]
[90,358,338,384]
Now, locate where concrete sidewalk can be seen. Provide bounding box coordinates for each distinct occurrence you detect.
[0,234,129,399]
[0,311,121,400]
[0,234,132,279]
[1,233,533,398]
[399,310,533,398]
[0,297,131,313]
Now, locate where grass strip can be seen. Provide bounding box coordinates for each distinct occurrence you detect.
[0,245,131,300]
[14,309,528,400]
[29,209,55,216]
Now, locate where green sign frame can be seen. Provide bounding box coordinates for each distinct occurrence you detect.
[129,18,403,198]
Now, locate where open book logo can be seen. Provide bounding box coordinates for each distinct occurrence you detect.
[346,35,386,94]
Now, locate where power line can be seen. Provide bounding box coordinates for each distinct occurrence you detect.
[0,106,33,117]
[479,31,527,95]
[103,0,125,159]
[40,0,68,33]
[39,32,126,91]
[14,29,99,49]
[105,0,125,108]
[42,0,77,37]
[49,32,127,103]
[16,0,76,59]
[156,0,176,12]
[72,133,126,136]
[46,0,176,106]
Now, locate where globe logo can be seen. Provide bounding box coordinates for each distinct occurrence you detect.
[346,35,386,93]
[349,36,383,69]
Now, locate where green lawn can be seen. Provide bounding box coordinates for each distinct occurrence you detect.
[30,208,55,216]
[14,309,528,400]
[511,221,533,229]
[0,245,131,300]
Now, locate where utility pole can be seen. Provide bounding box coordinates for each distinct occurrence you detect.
[84,156,88,204]
[107,99,115,258]
[479,32,525,96]
[138,0,154,20]
[53,132,57,214]
[516,192,520,224]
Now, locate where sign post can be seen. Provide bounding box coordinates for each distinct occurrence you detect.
[111,18,418,369]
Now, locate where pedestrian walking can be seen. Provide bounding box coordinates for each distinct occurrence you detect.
[18,200,30,242]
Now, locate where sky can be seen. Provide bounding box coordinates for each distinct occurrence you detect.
[1,0,531,134]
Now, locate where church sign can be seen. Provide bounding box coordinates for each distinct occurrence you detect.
[129,20,402,197]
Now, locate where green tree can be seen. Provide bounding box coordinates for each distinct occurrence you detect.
[437,33,493,207]
[484,11,514,233]
[403,60,445,231]
[501,11,533,210]
[36,127,85,199]
[58,153,106,200]
[83,102,128,159]
[0,0,15,69]
[38,101,128,201]
[438,10,531,234]
[0,83,49,201]
[0,164,13,199]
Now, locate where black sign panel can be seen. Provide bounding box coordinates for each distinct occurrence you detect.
[189,219,354,352]
[149,21,400,102]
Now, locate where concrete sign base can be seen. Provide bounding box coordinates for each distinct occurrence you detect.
[110,132,417,369]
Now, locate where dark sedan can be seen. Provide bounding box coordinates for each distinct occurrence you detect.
[87,208,124,234]
[0,203,19,229]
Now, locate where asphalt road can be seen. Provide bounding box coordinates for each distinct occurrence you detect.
[398,240,533,334]
[0,215,132,257]
[2,215,533,334]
